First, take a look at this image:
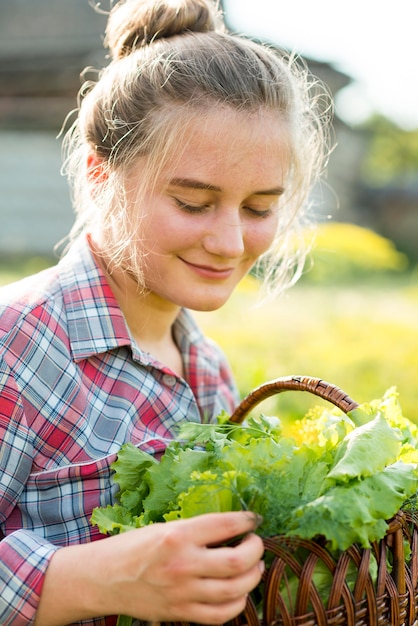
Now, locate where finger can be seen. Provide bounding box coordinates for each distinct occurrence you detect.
[186,557,264,604]
[182,511,263,547]
[174,533,264,581]
[175,595,250,625]
[200,532,265,579]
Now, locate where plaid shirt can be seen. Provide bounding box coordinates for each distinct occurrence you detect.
[0,237,239,626]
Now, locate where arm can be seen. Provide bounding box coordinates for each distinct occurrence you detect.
[35,512,265,626]
[0,361,60,625]
[1,358,264,625]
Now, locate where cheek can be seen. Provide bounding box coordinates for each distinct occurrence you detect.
[160,213,204,245]
[246,217,279,256]
[136,210,177,249]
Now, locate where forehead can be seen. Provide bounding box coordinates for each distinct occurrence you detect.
[162,107,291,188]
[182,106,289,153]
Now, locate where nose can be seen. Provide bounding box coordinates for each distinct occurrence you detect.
[203,210,245,259]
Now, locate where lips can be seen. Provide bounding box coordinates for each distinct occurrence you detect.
[180,258,235,280]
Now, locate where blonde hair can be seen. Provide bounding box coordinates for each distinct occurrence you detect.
[62,0,332,297]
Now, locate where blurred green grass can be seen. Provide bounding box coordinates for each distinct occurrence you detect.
[1,221,417,424]
[195,223,418,422]
[195,275,418,424]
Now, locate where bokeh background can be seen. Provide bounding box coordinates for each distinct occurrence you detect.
[1,0,417,423]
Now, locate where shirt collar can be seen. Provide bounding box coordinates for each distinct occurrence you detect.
[60,237,131,361]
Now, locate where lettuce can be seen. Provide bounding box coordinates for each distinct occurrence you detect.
[92,389,418,550]
[327,412,401,482]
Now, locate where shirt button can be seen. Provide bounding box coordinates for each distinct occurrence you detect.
[162,374,176,387]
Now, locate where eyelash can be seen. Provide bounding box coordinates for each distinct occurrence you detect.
[174,199,208,213]
[174,198,273,218]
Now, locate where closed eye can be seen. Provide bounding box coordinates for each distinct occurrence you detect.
[173,195,278,218]
[174,198,209,213]
[244,206,274,218]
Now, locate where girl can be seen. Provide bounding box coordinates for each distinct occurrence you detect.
[0,1,330,624]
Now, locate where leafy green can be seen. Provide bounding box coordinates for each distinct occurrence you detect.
[91,503,141,535]
[92,389,418,550]
[327,412,401,482]
[111,443,157,514]
[91,389,418,625]
[289,460,418,550]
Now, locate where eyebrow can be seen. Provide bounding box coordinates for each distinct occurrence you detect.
[168,177,285,196]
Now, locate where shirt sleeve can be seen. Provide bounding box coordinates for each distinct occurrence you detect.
[0,357,59,625]
[0,531,59,626]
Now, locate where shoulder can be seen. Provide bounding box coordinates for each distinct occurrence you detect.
[0,238,101,344]
[0,264,62,338]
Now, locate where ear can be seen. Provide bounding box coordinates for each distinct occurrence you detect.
[87,152,108,185]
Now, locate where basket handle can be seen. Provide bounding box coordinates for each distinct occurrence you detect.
[230,375,359,423]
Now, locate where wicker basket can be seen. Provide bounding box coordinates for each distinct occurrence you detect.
[172,376,418,626]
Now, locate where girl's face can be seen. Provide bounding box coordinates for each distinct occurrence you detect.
[122,108,290,312]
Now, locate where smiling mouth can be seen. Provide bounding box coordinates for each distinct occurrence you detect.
[181,258,235,279]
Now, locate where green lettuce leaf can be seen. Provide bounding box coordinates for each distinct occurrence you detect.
[90,504,140,535]
[327,413,401,482]
[140,448,213,522]
[91,389,418,552]
[164,469,242,521]
[288,460,418,549]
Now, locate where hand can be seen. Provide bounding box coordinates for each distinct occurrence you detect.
[35,511,265,625]
[98,511,265,624]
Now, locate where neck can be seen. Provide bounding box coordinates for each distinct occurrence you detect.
[91,244,184,377]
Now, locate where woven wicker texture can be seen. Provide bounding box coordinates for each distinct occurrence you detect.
[164,376,418,626]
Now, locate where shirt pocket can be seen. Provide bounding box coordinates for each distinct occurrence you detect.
[7,453,119,546]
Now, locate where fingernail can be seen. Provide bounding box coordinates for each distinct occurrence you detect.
[254,513,263,528]
[244,511,264,528]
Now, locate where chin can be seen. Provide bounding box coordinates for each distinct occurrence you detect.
[166,282,239,312]
[181,292,232,312]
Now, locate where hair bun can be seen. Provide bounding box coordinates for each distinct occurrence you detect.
[105,0,224,60]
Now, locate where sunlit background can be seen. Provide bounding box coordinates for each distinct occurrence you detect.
[0,0,417,420]
[224,0,418,130]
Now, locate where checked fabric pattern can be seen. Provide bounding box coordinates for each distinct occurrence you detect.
[0,237,239,626]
